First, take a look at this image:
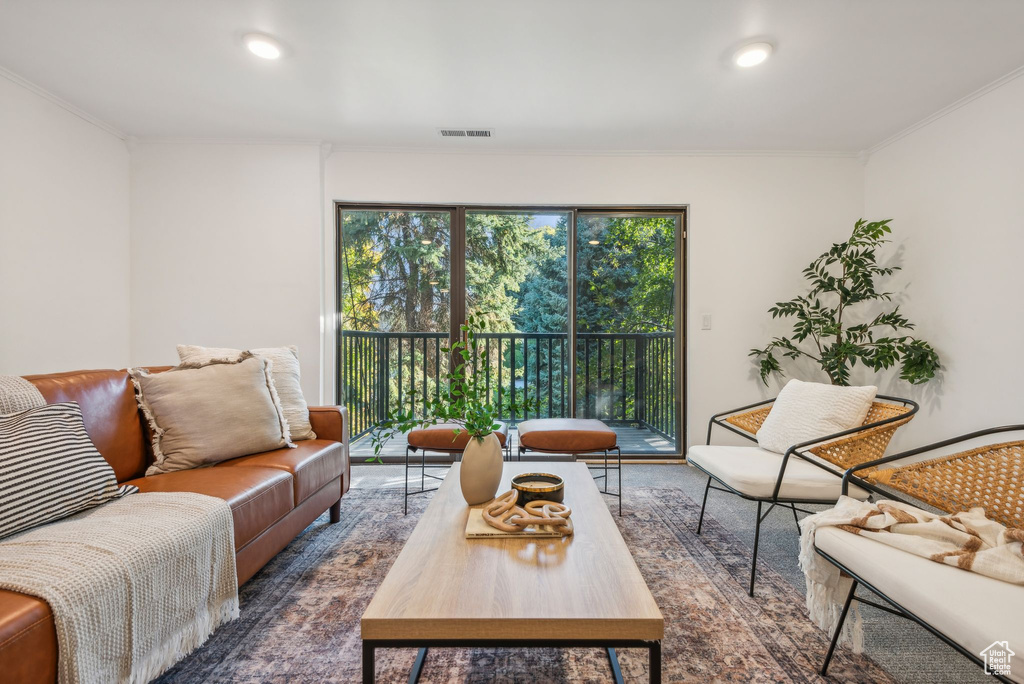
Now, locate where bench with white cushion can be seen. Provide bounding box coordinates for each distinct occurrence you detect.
[816,425,1024,683]
[687,444,870,501]
[815,526,1024,672]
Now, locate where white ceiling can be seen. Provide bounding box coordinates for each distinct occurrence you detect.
[1,0,1023,152]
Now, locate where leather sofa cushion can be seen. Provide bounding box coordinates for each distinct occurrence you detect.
[217,440,344,504]
[517,418,616,452]
[0,590,57,684]
[24,370,147,482]
[815,526,1024,661]
[687,445,869,501]
[124,466,293,550]
[408,422,508,451]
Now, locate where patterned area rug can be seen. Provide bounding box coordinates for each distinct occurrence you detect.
[157,488,893,683]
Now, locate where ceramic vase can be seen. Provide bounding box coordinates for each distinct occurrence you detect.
[460,431,503,505]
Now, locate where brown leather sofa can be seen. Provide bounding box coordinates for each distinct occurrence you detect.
[0,368,350,684]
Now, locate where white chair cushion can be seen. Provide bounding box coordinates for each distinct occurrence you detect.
[816,526,1024,675]
[687,444,869,501]
[757,379,877,454]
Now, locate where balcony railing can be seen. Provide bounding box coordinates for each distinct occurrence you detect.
[340,330,677,447]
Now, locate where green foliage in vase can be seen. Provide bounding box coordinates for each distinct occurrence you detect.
[366,313,540,464]
[750,219,940,387]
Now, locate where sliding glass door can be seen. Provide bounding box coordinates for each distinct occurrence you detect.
[465,210,571,421]
[338,204,684,457]
[338,208,452,438]
[575,213,680,454]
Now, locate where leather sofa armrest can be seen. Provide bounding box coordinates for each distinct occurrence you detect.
[308,406,347,444]
[308,406,350,494]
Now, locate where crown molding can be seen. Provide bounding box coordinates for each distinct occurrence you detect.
[0,65,126,140]
[134,137,325,146]
[866,62,1024,157]
[325,144,860,159]
[319,141,335,163]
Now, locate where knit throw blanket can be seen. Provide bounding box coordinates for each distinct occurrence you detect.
[799,495,1024,652]
[0,492,239,683]
[0,375,45,414]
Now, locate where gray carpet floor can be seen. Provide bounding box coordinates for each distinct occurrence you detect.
[350,461,986,684]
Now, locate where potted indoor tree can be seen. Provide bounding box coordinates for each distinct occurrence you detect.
[369,313,538,504]
[751,219,940,386]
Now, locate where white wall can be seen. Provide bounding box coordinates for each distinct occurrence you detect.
[129,142,323,402]
[0,74,130,374]
[4,61,1016,450]
[324,150,865,448]
[864,72,1024,445]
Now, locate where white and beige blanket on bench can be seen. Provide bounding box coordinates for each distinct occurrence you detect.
[799,495,1024,651]
[0,492,238,684]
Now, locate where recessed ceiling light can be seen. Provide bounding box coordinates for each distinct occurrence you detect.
[244,33,282,60]
[588,240,600,245]
[420,239,432,245]
[734,42,773,68]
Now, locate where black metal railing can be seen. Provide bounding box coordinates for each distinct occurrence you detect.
[340,330,676,445]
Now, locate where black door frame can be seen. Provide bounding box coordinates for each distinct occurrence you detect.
[335,202,688,457]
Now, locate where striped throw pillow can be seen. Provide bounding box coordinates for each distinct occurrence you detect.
[0,402,137,539]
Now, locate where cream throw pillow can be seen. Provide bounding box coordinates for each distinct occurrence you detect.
[131,353,295,476]
[756,379,877,454]
[177,344,315,441]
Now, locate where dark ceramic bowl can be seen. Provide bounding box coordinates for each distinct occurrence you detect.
[511,472,565,506]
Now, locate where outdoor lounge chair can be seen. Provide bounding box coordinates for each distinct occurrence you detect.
[687,394,918,595]
[817,425,1024,683]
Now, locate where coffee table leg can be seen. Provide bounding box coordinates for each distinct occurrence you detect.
[409,647,428,683]
[649,641,661,684]
[606,647,625,684]
[362,641,375,684]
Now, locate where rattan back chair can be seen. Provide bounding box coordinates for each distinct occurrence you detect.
[692,393,918,595]
[816,425,1024,682]
[724,399,916,473]
[843,425,1024,530]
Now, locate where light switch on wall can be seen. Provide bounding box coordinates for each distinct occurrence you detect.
[701,313,712,330]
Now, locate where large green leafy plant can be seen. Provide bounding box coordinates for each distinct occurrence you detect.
[367,313,538,463]
[751,219,940,386]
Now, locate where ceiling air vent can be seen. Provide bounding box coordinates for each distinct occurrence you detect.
[438,128,493,138]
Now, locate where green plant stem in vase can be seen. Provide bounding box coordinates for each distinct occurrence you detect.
[368,313,540,504]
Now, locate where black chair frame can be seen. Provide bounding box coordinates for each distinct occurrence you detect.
[691,394,919,596]
[815,424,1024,682]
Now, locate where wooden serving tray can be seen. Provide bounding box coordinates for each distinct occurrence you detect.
[464,507,569,539]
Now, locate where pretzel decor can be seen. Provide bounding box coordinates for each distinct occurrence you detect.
[482,490,574,536]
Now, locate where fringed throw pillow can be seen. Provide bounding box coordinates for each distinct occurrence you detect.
[130,352,294,476]
[177,344,315,440]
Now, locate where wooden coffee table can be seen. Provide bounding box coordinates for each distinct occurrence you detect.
[361,462,664,683]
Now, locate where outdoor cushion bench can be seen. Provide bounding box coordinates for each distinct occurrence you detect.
[402,422,510,514]
[516,418,622,515]
[817,425,1024,683]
